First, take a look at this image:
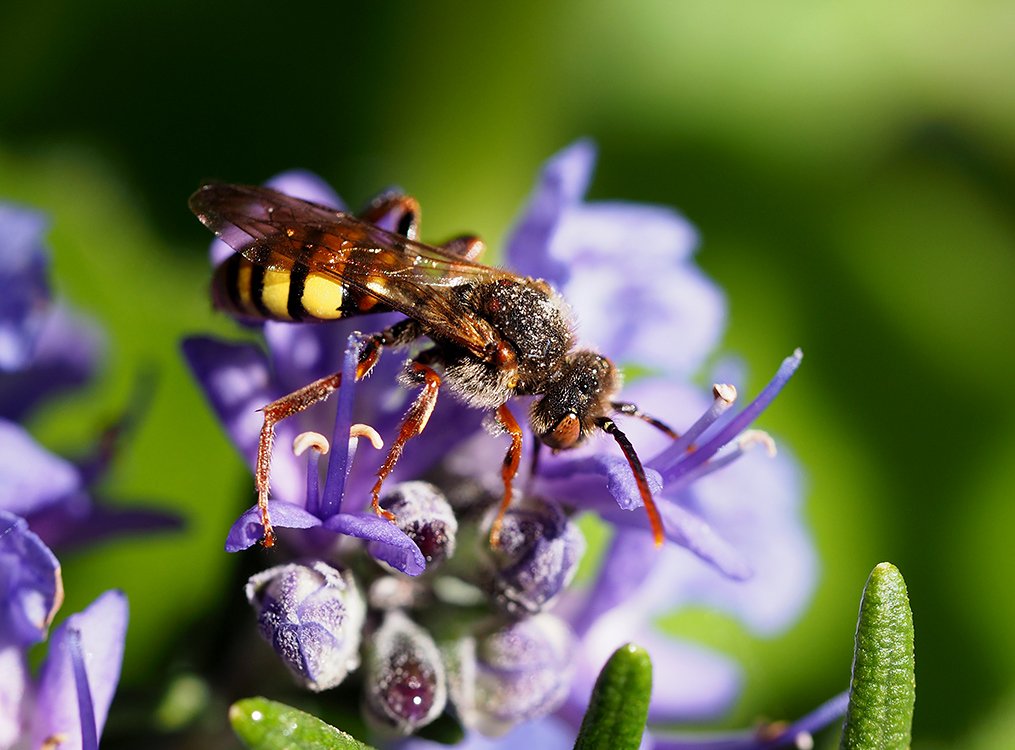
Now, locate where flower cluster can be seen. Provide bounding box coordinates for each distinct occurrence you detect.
[0,203,132,750]
[185,144,824,746]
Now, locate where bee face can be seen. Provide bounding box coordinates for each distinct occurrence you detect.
[531,350,619,450]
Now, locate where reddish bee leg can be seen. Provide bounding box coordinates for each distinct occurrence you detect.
[256,372,345,547]
[370,361,442,520]
[253,319,422,547]
[488,403,524,549]
[359,193,421,239]
[439,234,486,261]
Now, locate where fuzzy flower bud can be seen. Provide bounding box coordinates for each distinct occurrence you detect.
[379,482,458,567]
[362,610,447,735]
[486,498,585,615]
[449,613,576,736]
[245,561,364,692]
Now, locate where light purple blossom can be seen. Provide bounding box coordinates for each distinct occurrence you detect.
[0,203,102,422]
[246,560,366,692]
[0,203,178,551]
[0,511,127,750]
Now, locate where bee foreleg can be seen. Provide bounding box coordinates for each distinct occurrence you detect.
[488,403,524,549]
[370,360,442,521]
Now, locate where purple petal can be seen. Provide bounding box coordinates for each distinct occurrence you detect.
[0,203,50,372]
[398,717,575,750]
[650,692,849,750]
[26,500,183,552]
[504,140,596,285]
[0,419,81,517]
[324,513,425,576]
[266,170,344,209]
[652,450,815,635]
[565,264,725,377]
[536,452,663,513]
[552,202,698,267]
[0,305,103,421]
[225,500,322,552]
[0,645,29,747]
[567,527,664,636]
[182,336,304,505]
[0,511,63,647]
[31,590,127,750]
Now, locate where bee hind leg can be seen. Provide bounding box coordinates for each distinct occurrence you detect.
[488,403,524,549]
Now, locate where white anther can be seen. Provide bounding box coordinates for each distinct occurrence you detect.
[739,429,777,457]
[293,431,330,456]
[350,423,384,450]
[794,731,814,750]
[712,383,737,404]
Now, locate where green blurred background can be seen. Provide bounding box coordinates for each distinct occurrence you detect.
[3,1,1014,746]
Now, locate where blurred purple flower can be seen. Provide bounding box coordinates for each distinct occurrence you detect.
[0,204,102,422]
[0,511,127,750]
[0,203,178,551]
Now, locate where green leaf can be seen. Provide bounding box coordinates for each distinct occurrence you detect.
[230,697,379,750]
[573,643,653,750]
[840,562,916,750]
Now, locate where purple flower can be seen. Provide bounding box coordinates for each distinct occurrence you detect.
[363,610,447,736]
[0,203,178,551]
[1,511,128,750]
[246,560,366,692]
[0,203,102,422]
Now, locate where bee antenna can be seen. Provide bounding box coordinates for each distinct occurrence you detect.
[595,417,665,547]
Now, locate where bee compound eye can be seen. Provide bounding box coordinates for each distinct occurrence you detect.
[544,412,581,450]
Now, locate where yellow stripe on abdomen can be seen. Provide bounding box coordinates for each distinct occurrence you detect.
[260,269,293,319]
[301,273,345,319]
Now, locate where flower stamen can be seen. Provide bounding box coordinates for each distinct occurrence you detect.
[350,423,384,450]
[653,383,737,472]
[293,431,330,456]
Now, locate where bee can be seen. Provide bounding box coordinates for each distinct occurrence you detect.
[190,183,676,549]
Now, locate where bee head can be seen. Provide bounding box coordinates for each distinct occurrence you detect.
[531,350,619,450]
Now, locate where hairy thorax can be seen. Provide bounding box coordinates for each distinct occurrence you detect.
[435,278,576,409]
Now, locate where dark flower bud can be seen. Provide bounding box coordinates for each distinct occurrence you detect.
[486,498,585,615]
[245,561,364,692]
[380,482,458,567]
[363,610,447,736]
[447,613,575,737]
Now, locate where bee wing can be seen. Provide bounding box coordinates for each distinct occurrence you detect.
[190,183,509,356]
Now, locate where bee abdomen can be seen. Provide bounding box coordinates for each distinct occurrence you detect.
[212,253,354,322]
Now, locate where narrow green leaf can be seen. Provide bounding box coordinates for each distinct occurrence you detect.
[573,643,653,750]
[840,562,916,750]
[230,697,378,750]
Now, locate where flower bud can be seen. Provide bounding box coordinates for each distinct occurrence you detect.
[380,482,458,567]
[487,499,585,615]
[245,561,364,692]
[362,610,447,735]
[448,613,575,736]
